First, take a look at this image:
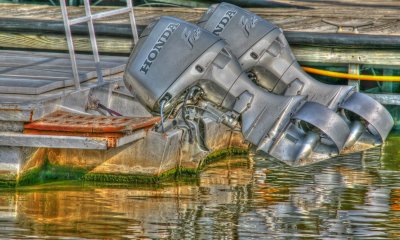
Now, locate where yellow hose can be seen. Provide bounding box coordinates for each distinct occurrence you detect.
[302,67,400,82]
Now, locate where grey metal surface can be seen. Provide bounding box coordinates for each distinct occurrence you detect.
[83,0,104,85]
[60,0,81,90]
[124,16,351,165]
[293,102,350,151]
[124,17,222,111]
[340,92,394,142]
[198,2,394,150]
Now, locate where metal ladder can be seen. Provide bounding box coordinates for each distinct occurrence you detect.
[60,0,139,90]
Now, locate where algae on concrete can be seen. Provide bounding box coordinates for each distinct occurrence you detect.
[84,147,249,184]
[18,158,88,186]
[14,147,249,186]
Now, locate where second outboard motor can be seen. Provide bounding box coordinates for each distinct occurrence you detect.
[198,3,394,151]
[124,16,350,166]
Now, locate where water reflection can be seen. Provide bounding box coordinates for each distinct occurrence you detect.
[1,138,400,239]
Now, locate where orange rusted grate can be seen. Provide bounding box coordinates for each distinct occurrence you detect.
[24,111,160,134]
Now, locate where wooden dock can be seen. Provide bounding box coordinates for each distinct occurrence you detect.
[0,50,126,95]
[1,1,399,34]
[0,1,399,66]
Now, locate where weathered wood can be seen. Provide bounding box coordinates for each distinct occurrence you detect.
[286,32,400,49]
[0,131,109,149]
[0,2,399,66]
[292,46,400,66]
[0,65,125,94]
[0,49,127,61]
[0,50,127,94]
[1,20,399,50]
[2,32,399,66]
[0,32,133,54]
[0,18,146,37]
[0,3,399,35]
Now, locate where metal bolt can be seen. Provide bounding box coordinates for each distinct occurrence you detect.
[250,52,259,60]
[195,65,204,73]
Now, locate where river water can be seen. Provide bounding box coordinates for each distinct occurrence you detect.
[1,135,400,239]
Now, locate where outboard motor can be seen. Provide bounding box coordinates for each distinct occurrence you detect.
[124,16,351,166]
[198,3,394,151]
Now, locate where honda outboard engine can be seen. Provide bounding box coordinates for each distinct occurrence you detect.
[124,16,351,166]
[198,3,394,151]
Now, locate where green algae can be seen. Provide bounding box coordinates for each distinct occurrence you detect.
[84,167,196,185]
[84,147,248,184]
[13,147,249,187]
[380,133,400,171]
[201,147,248,167]
[18,159,88,186]
[0,172,17,188]
[0,179,16,188]
[81,147,248,184]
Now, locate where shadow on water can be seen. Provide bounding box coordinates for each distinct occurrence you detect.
[1,134,400,239]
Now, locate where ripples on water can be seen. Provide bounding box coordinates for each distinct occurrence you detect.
[1,135,400,239]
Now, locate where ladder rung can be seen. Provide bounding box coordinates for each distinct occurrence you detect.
[69,7,132,25]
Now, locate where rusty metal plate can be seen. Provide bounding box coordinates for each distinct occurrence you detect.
[24,111,160,134]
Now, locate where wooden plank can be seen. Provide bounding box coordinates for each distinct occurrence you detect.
[0,68,74,78]
[285,32,400,49]
[0,50,127,94]
[0,132,109,149]
[0,108,33,122]
[293,46,400,66]
[0,3,398,64]
[0,76,67,95]
[0,128,146,149]
[0,32,134,54]
[0,49,127,61]
[2,35,399,67]
[0,3,400,36]
[0,3,398,65]
[0,74,125,123]
[0,18,146,37]
[0,64,125,94]
[0,59,124,71]
[0,78,54,88]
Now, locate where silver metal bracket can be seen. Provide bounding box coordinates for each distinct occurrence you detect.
[233,91,254,114]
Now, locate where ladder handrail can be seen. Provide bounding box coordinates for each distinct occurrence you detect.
[60,0,139,90]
